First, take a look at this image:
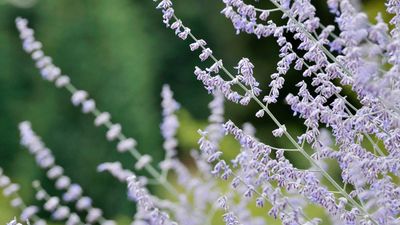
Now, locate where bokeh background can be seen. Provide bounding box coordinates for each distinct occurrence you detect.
[0,0,388,223]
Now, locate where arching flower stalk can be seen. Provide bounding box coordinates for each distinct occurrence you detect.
[0,168,46,225]
[15,17,179,199]
[19,121,115,225]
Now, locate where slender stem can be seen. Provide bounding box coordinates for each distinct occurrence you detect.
[32,181,87,225]
[64,84,180,198]
[205,199,218,225]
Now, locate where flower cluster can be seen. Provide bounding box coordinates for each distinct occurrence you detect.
[154,0,400,224]
[6,0,400,225]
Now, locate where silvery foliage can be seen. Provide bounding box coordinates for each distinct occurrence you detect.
[4,0,400,225]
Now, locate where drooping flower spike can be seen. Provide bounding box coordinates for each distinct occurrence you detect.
[0,168,46,225]
[19,121,115,225]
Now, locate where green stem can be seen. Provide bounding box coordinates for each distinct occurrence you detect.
[65,84,180,198]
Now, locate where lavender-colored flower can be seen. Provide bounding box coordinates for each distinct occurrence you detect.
[44,197,60,211]
[66,213,81,225]
[189,39,207,51]
[11,198,23,208]
[235,58,261,96]
[95,112,111,127]
[47,166,63,179]
[52,206,70,220]
[82,99,96,113]
[3,184,20,197]
[71,90,88,106]
[55,176,71,190]
[199,48,213,61]
[63,184,82,202]
[20,206,39,221]
[98,162,134,182]
[160,84,180,160]
[135,155,153,170]
[76,196,92,211]
[6,219,22,225]
[127,175,177,225]
[106,124,122,141]
[86,208,103,223]
[117,138,137,153]
[272,125,286,137]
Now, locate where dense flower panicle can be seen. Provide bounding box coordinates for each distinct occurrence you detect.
[235,58,261,96]
[127,176,177,225]
[160,84,180,159]
[156,2,262,107]
[205,91,225,146]
[199,124,311,224]
[222,120,347,218]
[193,66,246,104]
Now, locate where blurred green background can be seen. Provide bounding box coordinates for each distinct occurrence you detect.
[0,0,388,223]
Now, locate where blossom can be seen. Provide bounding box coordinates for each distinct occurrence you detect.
[20,206,39,221]
[272,125,286,137]
[44,197,60,211]
[135,155,153,170]
[106,124,122,141]
[160,84,180,160]
[94,112,111,126]
[117,138,137,152]
[189,39,207,51]
[71,90,88,106]
[86,208,103,223]
[199,48,213,61]
[76,197,92,211]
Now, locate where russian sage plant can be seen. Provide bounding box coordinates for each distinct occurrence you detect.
[2,0,400,225]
